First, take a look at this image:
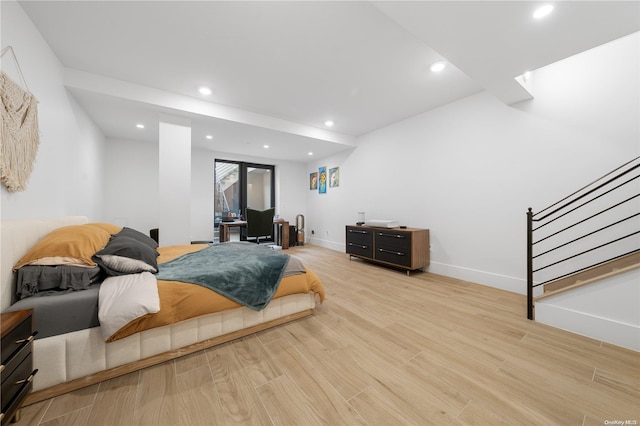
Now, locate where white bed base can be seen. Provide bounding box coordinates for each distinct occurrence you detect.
[1,216,315,405]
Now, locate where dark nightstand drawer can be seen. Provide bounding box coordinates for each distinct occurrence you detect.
[346,226,374,258]
[346,240,374,259]
[1,310,36,426]
[374,230,412,251]
[1,352,34,413]
[376,247,412,267]
[346,226,373,245]
[1,318,32,369]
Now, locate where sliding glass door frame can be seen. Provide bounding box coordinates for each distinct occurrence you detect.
[214,158,275,220]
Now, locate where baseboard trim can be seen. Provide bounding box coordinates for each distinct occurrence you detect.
[535,303,640,352]
[319,245,528,294]
[427,261,526,295]
[308,238,345,252]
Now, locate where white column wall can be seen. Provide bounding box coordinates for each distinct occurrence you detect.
[158,119,191,246]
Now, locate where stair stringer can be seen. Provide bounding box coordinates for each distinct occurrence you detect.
[534,268,640,351]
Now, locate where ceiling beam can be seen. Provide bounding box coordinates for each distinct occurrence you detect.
[63,68,356,147]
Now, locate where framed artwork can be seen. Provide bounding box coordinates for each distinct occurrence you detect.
[309,172,318,190]
[329,167,340,187]
[318,166,327,194]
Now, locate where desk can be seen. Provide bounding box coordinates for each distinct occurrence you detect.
[218,219,289,249]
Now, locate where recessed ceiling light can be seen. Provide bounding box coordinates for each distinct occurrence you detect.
[205,135,213,140]
[533,4,554,19]
[308,152,314,156]
[324,120,334,127]
[264,145,269,148]
[198,86,212,96]
[430,60,447,72]
[136,124,145,129]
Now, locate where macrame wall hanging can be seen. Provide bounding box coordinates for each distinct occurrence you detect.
[0,46,40,192]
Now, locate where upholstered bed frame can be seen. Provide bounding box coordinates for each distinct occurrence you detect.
[1,216,316,405]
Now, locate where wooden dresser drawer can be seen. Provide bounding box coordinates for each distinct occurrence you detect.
[1,310,37,425]
[1,318,32,372]
[346,226,374,258]
[374,230,412,267]
[375,246,412,267]
[346,226,373,244]
[374,230,412,251]
[1,352,34,414]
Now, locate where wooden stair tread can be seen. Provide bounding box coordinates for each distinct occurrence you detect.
[536,252,640,301]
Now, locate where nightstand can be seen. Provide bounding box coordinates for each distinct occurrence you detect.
[1,310,37,425]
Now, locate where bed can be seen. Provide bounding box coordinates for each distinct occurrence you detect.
[0,216,324,405]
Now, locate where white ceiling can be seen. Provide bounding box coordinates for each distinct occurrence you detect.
[17,1,640,162]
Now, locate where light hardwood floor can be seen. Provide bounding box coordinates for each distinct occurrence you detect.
[14,245,639,425]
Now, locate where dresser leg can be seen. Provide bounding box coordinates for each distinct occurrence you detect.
[11,409,21,423]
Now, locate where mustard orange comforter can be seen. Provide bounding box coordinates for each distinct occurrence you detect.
[107,244,324,342]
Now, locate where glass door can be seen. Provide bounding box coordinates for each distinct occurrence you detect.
[214,160,241,220]
[246,164,274,211]
[214,160,275,241]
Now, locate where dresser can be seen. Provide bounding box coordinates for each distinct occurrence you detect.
[345,225,429,274]
[1,310,37,425]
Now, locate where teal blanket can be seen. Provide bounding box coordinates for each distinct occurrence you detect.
[155,242,289,311]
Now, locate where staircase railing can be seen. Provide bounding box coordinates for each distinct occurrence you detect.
[526,156,640,319]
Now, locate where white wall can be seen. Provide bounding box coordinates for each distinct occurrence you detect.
[158,120,191,246]
[102,138,159,233]
[104,141,307,242]
[274,158,308,223]
[307,32,639,295]
[1,0,106,221]
[535,269,640,351]
[191,146,214,241]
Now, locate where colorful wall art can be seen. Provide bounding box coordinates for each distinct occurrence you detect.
[309,172,318,190]
[318,166,327,194]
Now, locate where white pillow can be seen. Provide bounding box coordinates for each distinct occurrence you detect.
[98,271,160,341]
[98,254,157,274]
